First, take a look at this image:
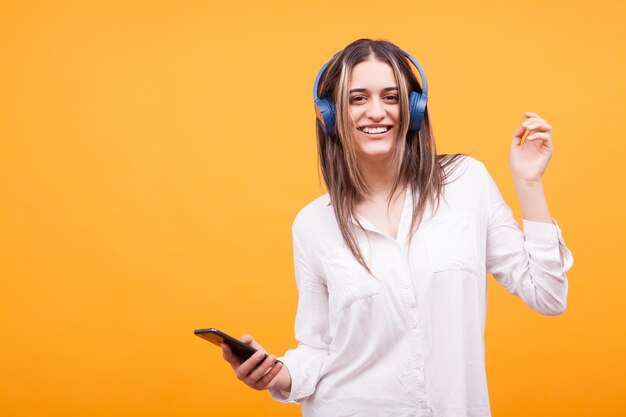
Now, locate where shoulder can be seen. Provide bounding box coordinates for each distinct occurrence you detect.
[292,193,332,236]
[290,194,337,267]
[437,155,498,211]
[440,154,490,183]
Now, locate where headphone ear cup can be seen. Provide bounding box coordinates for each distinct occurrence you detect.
[315,98,336,137]
[408,91,428,133]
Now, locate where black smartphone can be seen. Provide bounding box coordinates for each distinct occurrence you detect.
[194,328,268,363]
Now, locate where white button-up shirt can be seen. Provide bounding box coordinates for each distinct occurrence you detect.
[269,156,574,417]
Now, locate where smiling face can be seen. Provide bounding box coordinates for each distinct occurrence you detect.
[348,57,401,162]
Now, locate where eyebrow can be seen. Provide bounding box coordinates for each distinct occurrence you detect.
[349,86,399,93]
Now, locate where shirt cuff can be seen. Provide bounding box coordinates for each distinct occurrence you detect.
[522,218,560,245]
[522,217,574,271]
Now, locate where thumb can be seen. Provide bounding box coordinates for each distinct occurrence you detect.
[221,343,241,368]
[241,334,265,353]
[512,125,526,146]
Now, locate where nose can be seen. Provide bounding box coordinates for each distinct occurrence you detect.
[365,97,385,120]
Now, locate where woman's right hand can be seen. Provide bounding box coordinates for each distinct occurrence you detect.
[221,334,288,391]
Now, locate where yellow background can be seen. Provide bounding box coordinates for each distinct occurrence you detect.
[1,0,624,416]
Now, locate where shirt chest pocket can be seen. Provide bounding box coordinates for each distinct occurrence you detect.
[322,250,381,313]
[425,213,478,274]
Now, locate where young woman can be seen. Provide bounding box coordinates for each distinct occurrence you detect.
[221,39,574,417]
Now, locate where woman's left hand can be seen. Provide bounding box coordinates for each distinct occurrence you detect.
[509,111,553,184]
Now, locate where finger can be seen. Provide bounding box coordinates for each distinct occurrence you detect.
[521,122,552,132]
[526,135,553,152]
[241,334,265,352]
[524,111,542,119]
[522,113,546,122]
[222,343,240,368]
[247,354,277,384]
[522,118,545,128]
[523,114,543,122]
[258,361,284,389]
[512,125,526,146]
[526,132,551,141]
[235,351,268,380]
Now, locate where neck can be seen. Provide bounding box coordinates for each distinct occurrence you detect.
[357,156,405,202]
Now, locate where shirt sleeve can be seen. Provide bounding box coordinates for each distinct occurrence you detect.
[268,223,331,403]
[484,165,574,315]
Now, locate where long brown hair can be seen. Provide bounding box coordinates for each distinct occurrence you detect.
[316,39,466,274]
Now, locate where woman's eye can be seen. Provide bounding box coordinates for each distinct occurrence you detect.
[384,95,399,102]
[350,96,366,104]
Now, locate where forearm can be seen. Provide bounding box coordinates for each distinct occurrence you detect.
[512,178,552,223]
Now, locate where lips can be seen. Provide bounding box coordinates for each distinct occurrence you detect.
[357,125,393,135]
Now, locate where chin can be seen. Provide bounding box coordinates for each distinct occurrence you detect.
[357,144,396,160]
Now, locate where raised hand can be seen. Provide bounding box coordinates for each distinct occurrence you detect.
[509,111,554,184]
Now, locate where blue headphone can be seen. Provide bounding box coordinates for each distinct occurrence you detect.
[313,49,429,137]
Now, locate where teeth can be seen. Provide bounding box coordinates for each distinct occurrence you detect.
[361,126,390,134]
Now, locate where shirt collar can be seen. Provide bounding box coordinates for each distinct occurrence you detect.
[350,183,414,244]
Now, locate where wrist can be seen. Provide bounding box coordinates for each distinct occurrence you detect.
[274,364,292,393]
[512,177,544,189]
[511,178,552,223]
